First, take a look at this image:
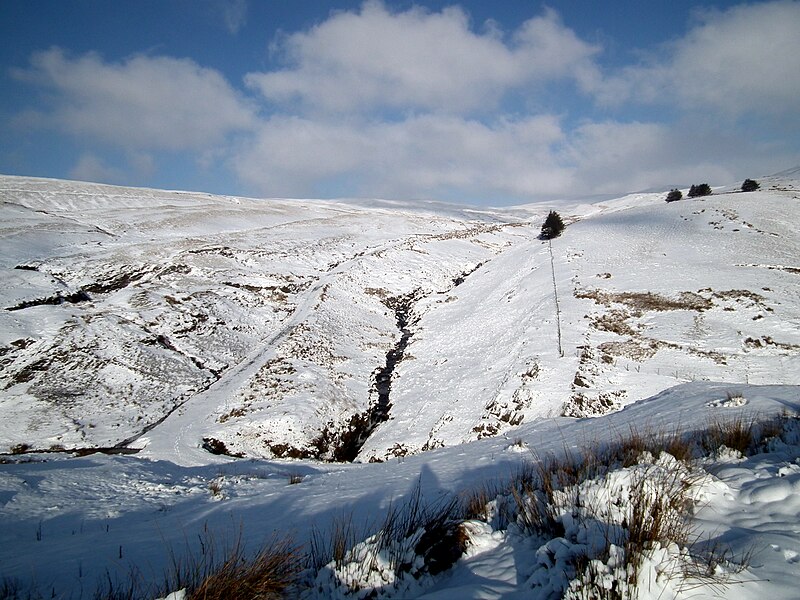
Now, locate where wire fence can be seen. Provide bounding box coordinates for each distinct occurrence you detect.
[548,238,564,358]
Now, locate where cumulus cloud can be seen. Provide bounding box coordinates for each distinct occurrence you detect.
[69,151,156,186]
[232,113,574,200]
[236,0,798,202]
[598,1,800,118]
[563,121,736,194]
[245,1,600,114]
[13,48,256,150]
[233,111,797,202]
[11,2,797,203]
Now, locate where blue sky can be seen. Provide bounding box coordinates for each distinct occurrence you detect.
[1,1,799,205]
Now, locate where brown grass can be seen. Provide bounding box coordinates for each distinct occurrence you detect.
[461,481,501,522]
[703,414,754,455]
[576,289,713,312]
[308,512,358,571]
[188,537,300,600]
[207,477,224,498]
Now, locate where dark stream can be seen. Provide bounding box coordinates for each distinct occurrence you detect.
[331,294,416,462]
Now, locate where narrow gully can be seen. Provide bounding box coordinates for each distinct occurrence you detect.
[331,292,417,462]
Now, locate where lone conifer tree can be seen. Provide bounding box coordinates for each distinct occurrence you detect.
[741,178,760,192]
[541,211,565,239]
[665,189,683,202]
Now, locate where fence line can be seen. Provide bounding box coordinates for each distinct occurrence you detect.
[548,238,564,358]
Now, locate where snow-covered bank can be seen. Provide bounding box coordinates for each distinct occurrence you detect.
[1,382,798,598]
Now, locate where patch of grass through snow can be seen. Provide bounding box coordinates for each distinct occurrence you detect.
[10,411,797,600]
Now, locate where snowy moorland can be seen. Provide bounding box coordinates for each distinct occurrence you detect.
[1,171,799,598]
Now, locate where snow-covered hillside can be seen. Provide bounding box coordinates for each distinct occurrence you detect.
[1,174,798,462]
[1,172,799,598]
[0,176,536,461]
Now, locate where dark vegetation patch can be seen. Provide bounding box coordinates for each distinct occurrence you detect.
[82,268,148,295]
[744,336,800,351]
[452,262,484,287]
[6,290,91,311]
[202,437,244,458]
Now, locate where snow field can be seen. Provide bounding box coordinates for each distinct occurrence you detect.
[2,383,799,598]
[1,172,800,598]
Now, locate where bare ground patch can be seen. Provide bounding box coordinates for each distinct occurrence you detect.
[576,289,713,312]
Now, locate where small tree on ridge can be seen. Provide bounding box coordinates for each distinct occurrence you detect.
[541,211,565,239]
[688,183,712,198]
[665,189,683,203]
[741,178,760,192]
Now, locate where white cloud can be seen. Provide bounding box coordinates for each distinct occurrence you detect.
[127,151,156,178]
[233,113,573,200]
[598,1,800,118]
[12,3,797,204]
[221,0,248,35]
[563,121,731,194]
[233,112,797,202]
[69,153,126,184]
[245,1,600,114]
[13,48,256,150]
[68,151,157,186]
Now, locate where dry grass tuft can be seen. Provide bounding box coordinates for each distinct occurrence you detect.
[187,537,300,600]
[703,415,754,455]
[461,481,500,522]
[207,477,224,498]
[308,513,358,571]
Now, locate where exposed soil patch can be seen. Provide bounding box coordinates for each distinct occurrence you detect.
[202,437,244,458]
[576,289,713,312]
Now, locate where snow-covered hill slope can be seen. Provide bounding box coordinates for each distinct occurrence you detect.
[0,176,534,461]
[2,171,800,599]
[1,173,799,464]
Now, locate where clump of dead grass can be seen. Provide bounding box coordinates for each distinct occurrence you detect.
[186,537,300,600]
